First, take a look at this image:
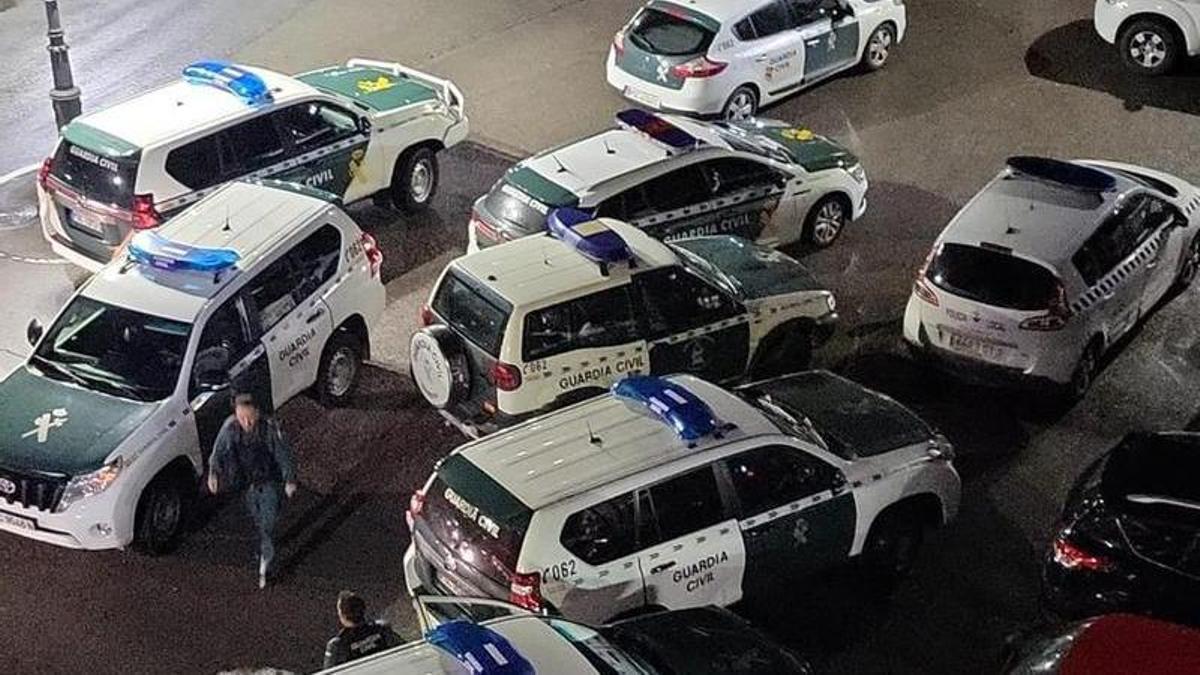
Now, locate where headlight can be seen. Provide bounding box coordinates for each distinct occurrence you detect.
[826,294,837,313]
[847,163,867,184]
[56,457,124,513]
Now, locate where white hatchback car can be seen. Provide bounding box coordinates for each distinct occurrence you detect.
[1094,0,1200,75]
[606,0,907,120]
[904,156,1200,400]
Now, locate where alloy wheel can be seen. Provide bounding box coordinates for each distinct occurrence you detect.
[1129,31,1167,69]
[812,200,846,246]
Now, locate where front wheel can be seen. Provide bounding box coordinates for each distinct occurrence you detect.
[861,23,896,72]
[1063,342,1099,404]
[720,86,758,122]
[862,511,924,590]
[804,195,850,248]
[316,331,363,406]
[752,324,813,379]
[1175,236,1200,290]
[1119,19,1179,75]
[133,474,188,556]
[391,147,439,213]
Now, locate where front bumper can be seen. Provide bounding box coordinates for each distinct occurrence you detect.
[0,492,129,550]
[605,50,729,116]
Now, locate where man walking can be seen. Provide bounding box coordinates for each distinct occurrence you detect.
[207,392,298,589]
[323,591,401,669]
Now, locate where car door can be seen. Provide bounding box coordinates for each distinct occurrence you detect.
[787,0,860,81]
[695,157,790,243]
[271,101,372,201]
[555,491,650,622]
[637,465,746,611]
[633,265,751,383]
[216,112,289,182]
[188,294,265,455]
[1138,196,1185,311]
[619,164,713,242]
[744,1,807,96]
[721,444,856,603]
[1071,194,1157,341]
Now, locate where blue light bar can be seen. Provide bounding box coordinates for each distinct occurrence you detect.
[182,61,273,106]
[1006,156,1116,192]
[616,108,700,150]
[613,375,719,442]
[426,620,535,675]
[547,208,633,264]
[128,231,240,273]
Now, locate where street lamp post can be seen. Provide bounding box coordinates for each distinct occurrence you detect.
[44,0,81,128]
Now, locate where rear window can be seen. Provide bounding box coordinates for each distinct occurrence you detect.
[51,141,139,206]
[927,243,1059,311]
[482,181,553,233]
[432,268,512,357]
[628,8,716,56]
[424,455,533,574]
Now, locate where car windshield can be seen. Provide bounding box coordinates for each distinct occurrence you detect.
[32,296,190,402]
[710,123,793,164]
[547,619,655,675]
[671,243,742,298]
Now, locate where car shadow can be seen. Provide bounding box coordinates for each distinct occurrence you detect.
[1025,20,1200,115]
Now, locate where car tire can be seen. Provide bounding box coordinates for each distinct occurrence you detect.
[1063,341,1100,403]
[1119,19,1180,75]
[804,195,850,248]
[720,86,758,122]
[390,146,439,213]
[1174,235,1200,290]
[752,323,813,379]
[862,509,924,590]
[860,23,896,72]
[316,330,363,407]
[133,472,189,556]
[410,325,471,409]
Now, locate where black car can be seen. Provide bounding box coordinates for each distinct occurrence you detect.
[1043,431,1200,623]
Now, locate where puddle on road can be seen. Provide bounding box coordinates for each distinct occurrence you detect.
[0,204,37,232]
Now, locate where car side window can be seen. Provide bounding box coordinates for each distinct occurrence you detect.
[289,224,342,299]
[644,466,727,544]
[634,266,741,336]
[276,101,358,154]
[733,18,757,41]
[191,298,250,396]
[636,166,711,216]
[725,445,839,517]
[701,158,782,197]
[243,256,299,333]
[165,135,224,190]
[523,286,639,360]
[218,114,286,175]
[749,0,793,37]
[560,492,639,565]
[1073,194,1156,285]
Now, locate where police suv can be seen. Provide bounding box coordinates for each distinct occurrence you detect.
[412,210,838,437]
[402,373,960,624]
[0,180,384,553]
[38,59,467,271]
[470,109,866,252]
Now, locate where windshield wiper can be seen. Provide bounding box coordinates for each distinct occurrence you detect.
[69,363,158,401]
[30,354,90,388]
[756,394,828,451]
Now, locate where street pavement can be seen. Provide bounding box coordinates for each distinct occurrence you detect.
[0,0,1198,672]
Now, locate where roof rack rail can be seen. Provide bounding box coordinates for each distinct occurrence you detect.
[546,208,634,276]
[182,60,273,106]
[613,375,730,444]
[615,108,702,153]
[1005,156,1116,193]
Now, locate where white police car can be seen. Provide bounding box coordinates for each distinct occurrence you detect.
[0,180,385,553]
[38,59,467,271]
[904,156,1200,400]
[606,0,907,120]
[1094,0,1200,74]
[402,373,959,624]
[470,109,867,252]
[413,210,837,437]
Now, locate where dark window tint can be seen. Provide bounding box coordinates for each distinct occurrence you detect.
[219,115,285,174]
[191,298,249,395]
[1074,195,1164,286]
[244,257,299,332]
[597,186,653,221]
[749,1,792,37]
[637,166,712,215]
[727,445,835,516]
[51,141,138,206]
[628,8,716,56]
[165,136,223,190]
[290,224,341,298]
[276,102,357,153]
[733,18,757,41]
[646,466,726,543]
[635,266,740,336]
[432,269,512,357]
[927,243,1059,311]
[481,180,553,234]
[701,158,779,197]
[561,493,639,565]
[523,286,638,360]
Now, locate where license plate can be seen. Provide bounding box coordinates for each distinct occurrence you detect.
[945,330,1007,361]
[69,208,104,233]
[0,510,35,531]
[624,86,660,108]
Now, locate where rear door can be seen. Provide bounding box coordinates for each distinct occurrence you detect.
[619,164,713,241]
[1138,195,1185,311]
[744,1,807,95]
[554,491,649,622]
[189,294,261,455]
[428,269,514,421]
[45,137,140,260]
[271,101,371,201]
[788,0,860,81]
[617,4,719,97]
[1072,195,1157,341]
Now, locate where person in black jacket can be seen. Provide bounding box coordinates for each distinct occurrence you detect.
[324,591,401,669]
[207,392,297,589]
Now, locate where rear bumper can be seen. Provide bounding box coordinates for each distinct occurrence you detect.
[605,50,729,117]
[38,184,113,272]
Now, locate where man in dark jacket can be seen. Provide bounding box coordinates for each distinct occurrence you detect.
[207,392,297,589]
[324,591,401,669]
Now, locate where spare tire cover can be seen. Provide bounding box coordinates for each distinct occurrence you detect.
[410,325,470,408]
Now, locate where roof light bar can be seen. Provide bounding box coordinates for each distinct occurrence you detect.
[1006,156,1116,193]
[128,231,240,273]
[182,60,273,106]
[547,208,633,266]
[613,375,720,442]
[616,108,700,151]
[425,620,535,675]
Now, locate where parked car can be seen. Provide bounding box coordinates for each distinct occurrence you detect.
[38,58,466,270]
[1043,431,1200,624]
[1003,614,1200,674]
[1093,0,1200,75]
[403,372,959,624]
[606,0,907,120]
[904,156,1200,401]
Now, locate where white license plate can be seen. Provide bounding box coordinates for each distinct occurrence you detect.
[624,86,660,108]
[69,208,104,233]
[944,330,1007,361]
[0,510,35,531]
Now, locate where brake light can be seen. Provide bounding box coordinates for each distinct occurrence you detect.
[509,570,543,612]
[37,158,53,189]
[1052,536,1111,572]
[406,488,426,529]
[1019,285,1071,331]
[670,56,728,79]
[612,28,626,59]
[419,303,434,327]
[471,211,502,244]
[913,247,939,306]
[130,194,162,230]
[488,362,522,392]
[360,231,382,278]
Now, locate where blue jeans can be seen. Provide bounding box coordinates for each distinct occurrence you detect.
[245,483,282,571]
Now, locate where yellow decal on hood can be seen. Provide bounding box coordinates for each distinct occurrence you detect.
[356,76,394,93]
[780,128,815,141]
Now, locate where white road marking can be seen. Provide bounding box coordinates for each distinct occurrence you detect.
[0,163,39,186]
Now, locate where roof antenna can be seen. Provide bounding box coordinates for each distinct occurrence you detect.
[551,153,570,174]
[587,421,602,446]
[603,138,616,155]
[222,205,232,232]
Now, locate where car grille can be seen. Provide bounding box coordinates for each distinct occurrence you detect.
[0,466,68,512]
[1119,515,1200,580]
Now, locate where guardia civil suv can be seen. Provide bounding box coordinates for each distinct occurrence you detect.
[0,180,384,554]
[403,373,959,624]
[412,210,838,437]
[470,109,867,252]
[38,59,467,271]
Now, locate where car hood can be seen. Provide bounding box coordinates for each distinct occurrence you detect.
[672,236,825,299]
[728,120,857,173]
[0,366,159,475]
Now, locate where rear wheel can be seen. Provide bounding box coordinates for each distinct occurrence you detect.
[1119,19,1179,75]
[316,331,363,406]
[390,147,439,212]
[133,472,189,556]
[804,195,850,248]
[1175,236,1200,289]
[752,323,813,379]
[1064,342,1100,403]
[861,23,896,71]
[862,510,924,589]
[720,86,758,122]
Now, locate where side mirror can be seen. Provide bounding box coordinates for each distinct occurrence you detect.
[26,319,43,347]
[359,116,373,134]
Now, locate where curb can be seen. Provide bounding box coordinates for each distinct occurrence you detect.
[0,163,38,187]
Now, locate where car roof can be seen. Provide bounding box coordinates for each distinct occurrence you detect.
[81,181,331,320]
[940,158,1139,269]
[69,65,317,150]
[452,218,679,307]
[458,374,778,510]
[649,0,750,24]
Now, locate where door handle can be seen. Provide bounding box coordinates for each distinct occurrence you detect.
[306,308,327,324]
[754,54,768,63]
[649,561,676,574]
[805,39,821,47]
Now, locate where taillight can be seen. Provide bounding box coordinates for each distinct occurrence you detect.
[406,488,426,529]
[131,194,161,230]
[509,570,543,612]
[1052,536,1112,572]
[37,158,53,189]
[488,362,522,392]
[419,303,434,327]
[670,56,728,79]
[612,28,626,59]
[360,231,383,278]
[913,247,939,306]
[1019,285,1071,331]
[471,211,502,244]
